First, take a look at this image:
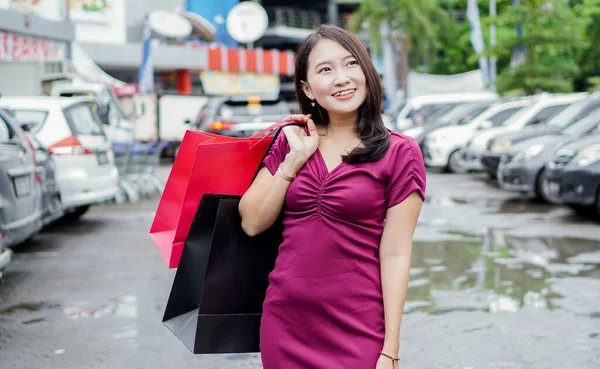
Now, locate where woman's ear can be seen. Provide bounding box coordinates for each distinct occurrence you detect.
[301,81,314,100]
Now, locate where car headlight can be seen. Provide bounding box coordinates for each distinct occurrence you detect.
[514,144,545,161]
[573,144,600,167]
[490,140,512,153]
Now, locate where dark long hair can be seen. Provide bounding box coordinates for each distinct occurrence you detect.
[294,24,390,164]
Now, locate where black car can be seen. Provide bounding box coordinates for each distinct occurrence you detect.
[543,134,600,216]
[481,94,600,177]
[498,113,600,202]
[191,95,291,138]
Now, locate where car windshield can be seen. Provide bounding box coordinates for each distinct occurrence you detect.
[547,98,600,129]
[218,100,289,121]
[561,113,600,136]
[63,103,105,136]
[5,109,49,133]
[454,104,493,125]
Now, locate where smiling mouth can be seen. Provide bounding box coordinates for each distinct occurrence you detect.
[332,89,356,98]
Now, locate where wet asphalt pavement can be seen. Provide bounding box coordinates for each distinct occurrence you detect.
[0,165,599,369]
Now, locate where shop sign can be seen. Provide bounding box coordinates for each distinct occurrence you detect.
[200,70,280,96]
[0,30,66,62]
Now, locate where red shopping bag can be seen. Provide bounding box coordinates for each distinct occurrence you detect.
[149,121,299,268]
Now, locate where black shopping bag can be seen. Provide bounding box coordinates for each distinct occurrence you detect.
[162,193,282,354]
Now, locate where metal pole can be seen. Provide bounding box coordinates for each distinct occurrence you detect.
[327,0,339,25]
[490,0,497,84]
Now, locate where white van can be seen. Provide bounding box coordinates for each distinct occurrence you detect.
[391,92,498,131]
[0,96,119,219]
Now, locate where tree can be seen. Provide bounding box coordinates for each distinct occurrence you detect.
[572,0,600,91]
[490,0,587,95]
[349,0,453,94]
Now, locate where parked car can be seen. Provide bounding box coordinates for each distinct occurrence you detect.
[403,100,497,149]
[0,108,42,248]
[390,92,498,131]
[423,98,533,172]
[1,109,64,226]
[463,93,586,175]
[543,134,600,216]
[190,95,291,138]
[0,96,119,219]
[482,93,600,175]
[498,113,600,202]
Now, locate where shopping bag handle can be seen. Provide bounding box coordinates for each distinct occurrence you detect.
[249,120,306,151]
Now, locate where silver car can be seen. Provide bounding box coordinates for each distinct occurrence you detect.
[0,109,42,253]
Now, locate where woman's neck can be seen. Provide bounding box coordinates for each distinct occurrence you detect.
[320,111,358,138]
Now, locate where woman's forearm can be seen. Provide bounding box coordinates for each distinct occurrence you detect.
[380,250,412,353]
[239,154,304,237]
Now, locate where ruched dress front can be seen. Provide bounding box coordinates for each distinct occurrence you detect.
[259,131,426,369]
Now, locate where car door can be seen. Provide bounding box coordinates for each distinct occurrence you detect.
[0,113,37,229]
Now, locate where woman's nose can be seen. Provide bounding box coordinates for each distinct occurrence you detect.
[333,71,350,86]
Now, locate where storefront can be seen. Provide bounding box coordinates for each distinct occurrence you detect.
[0,2,74,95]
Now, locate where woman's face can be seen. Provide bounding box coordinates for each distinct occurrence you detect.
[302,38,367,121]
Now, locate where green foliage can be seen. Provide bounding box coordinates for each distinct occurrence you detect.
[349,0,454,68]
[489,0,586,95]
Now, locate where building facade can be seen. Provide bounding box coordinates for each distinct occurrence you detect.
[0,0,74,95]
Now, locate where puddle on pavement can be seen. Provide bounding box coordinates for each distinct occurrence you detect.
[63,295,138,320]
[406,229,600,315]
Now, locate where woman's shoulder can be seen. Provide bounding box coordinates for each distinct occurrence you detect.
[385,130,422,159]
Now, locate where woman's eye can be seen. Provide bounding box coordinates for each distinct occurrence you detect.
[348,60,358,66]
[319,67,331,73]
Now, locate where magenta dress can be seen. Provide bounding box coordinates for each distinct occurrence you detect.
[260,131,426,369]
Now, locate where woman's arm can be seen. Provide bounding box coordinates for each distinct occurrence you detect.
[239,153,305,237]
[379,192,423,355]
[239,115,318,237]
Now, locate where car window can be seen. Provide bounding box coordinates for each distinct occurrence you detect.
[456,105,491,124]
[527,104,567,125]
[0,114,16,144]
[486,107,523,126]
[218,100,289,121]
[63,103,104,136]
[5,109,48,133]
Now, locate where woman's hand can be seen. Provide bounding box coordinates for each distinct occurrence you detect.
[280,114,319,174]
[375,354,399,369]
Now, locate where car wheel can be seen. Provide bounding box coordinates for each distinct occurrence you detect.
[596,186,600,217]
[535,167,560,204]
[64,205,90,221]
[447,149,468,174]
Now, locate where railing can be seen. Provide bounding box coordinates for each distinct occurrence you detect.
[265,7,322,30]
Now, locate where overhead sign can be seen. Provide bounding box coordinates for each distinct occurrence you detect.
[226,2,268,44]
[0,30,66,62]
[200,71,280,96]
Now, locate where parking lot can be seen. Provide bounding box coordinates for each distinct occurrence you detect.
[0,165,598,369]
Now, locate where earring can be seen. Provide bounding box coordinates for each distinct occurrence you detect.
[311,100,316,107]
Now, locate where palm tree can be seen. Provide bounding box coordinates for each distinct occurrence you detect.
[349,0,453,96]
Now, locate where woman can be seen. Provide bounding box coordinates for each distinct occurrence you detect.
[239,24,425,369]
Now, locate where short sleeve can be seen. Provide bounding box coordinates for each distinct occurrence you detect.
[385,136,426,208]
[262,131,291,175]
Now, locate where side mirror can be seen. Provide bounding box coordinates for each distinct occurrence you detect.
[478,120,493,130]
[19,121,37,132]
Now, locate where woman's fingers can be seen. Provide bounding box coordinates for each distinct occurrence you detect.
[306,119,318,136]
